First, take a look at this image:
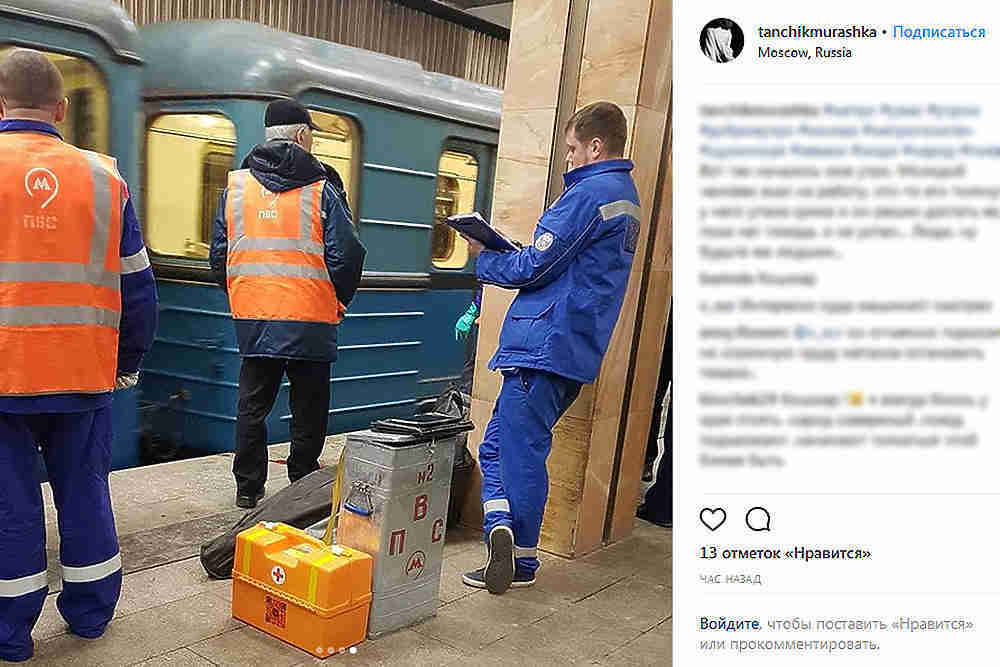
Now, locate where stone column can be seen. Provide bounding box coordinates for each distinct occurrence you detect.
[462,0,672,558]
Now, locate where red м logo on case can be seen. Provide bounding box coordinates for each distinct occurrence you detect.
[405,551,426,579]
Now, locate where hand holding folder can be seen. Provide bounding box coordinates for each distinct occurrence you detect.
[445,212,521,252]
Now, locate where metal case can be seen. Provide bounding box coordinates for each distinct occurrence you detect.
[337,427,459,637]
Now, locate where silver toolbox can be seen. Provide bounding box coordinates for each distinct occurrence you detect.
[337,416,470,637]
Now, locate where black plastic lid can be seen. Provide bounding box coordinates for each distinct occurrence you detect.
[370,412,474,443]
[381,413,463,428]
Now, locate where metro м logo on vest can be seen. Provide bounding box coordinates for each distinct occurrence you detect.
[258,185,279,219]
[24,167,59,209]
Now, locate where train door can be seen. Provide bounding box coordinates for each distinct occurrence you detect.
[301,101,425,434]
[423,140,496,400]
[139,100,259,453]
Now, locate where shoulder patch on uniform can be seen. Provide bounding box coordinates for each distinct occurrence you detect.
[624,218,640,253]
[534,232,555,251]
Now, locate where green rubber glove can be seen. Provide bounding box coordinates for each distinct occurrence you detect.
[455,303,478,340]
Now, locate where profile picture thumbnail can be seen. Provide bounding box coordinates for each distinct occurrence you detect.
[700,18,744,63]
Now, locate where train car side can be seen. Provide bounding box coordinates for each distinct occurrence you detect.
[137,21,501,454]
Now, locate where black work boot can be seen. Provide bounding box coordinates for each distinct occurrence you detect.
[235,490,265,509]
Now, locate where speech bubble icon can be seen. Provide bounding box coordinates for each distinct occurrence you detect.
[745,507,771,532]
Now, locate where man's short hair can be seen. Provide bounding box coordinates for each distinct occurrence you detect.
[0,49,63,108]
[565,102,628,157]
[265,123,308,142]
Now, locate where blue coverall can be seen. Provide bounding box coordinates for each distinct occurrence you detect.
[0,120,158,661]
[475,159,641,574]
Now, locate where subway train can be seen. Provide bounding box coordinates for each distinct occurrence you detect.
[0,0,501,468]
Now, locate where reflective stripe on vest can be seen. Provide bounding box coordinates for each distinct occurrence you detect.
[225,170,344,324]
[227,263,331,280]
[0,133,123,396]
[0,262,118,289]
[0,306,120,327]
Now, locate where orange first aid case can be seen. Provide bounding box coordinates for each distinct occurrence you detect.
[232,522,373,658]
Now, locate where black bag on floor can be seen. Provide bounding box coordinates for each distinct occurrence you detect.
[199,466,337,579]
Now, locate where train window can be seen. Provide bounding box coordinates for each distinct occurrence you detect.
[0,47,109,152]
[433,150,479,269]
[144,114,236,260]
[308,110,359,217]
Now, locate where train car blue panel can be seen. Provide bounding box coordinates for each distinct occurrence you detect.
[143,281,431,453]
[269,367,419,440]
[357,221,431,274]
[416,288,476,396]
[110,387,141,470]
[147,332,424,391]
[360,167,436,211]
[335,340,423,379]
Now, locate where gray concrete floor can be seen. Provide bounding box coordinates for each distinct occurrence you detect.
[22,436,671,666]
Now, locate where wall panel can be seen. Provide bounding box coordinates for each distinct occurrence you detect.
[119,0,508,87]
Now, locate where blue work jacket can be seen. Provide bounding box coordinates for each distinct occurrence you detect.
[476,159,641,384]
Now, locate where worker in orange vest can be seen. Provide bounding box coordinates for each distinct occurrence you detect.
[210,100,366,509]
[0,49,157,661]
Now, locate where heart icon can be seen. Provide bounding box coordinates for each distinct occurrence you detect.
[700,507,727,531]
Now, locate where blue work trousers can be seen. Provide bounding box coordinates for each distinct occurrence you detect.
[0,407,122,662]
[480,368,582,575]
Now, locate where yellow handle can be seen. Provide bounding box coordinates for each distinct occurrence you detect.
[323,447,346,545]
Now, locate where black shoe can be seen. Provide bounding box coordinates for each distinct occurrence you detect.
[636,503,671,528]
[236,490,265,509]
[463,567,536,589]
[642,459,654,482]
[475,525,514,594]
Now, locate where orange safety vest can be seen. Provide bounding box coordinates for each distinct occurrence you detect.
[0,132,123,396]
[225,170,344,324]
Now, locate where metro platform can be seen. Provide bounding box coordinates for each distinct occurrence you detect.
[20,436,670,666]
